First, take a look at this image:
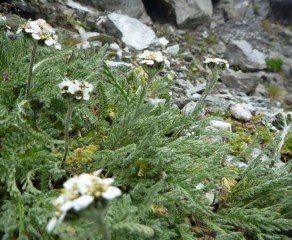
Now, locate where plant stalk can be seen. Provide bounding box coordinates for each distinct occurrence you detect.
[96,205,111,240]
[61,100,74,168]
[192,68,218,116]
[135,73,155,116]
[270,122,291,167]
[172,68,220,139]
[25,42,38,100]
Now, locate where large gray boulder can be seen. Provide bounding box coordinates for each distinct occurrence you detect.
[78,0,147,18]
[161,0,213,28]
[105,13,157,50]
[225,40,266,71]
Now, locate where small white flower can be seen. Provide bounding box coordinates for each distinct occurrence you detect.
[0,15,7,23]
[47,170,121,233]
[17,19,61,49]
[0,14,10,29]
[76,173,95,195]
[138,50,168,67]
[140,59,155,66]
[203,57,229,70]
[58,78,94,101]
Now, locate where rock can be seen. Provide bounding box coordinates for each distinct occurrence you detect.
[105,13,156,50]
[230,103,253,122]
[173,97,189,109]
[225,40,266,71]
[67,0,95,13]
[284,95,292,107]
[205,190,217,205]
[221,70,261,95]
[79,0,146,18]
[182,101,197,115]
[95,34,116,45]
[166,44,180,55]
[210,120,232,132]
[76,41,102,49]
[269,0,292,25]
[254,83,268,98]
[205,95,231,112]
[175,79,206,95]
[189,93,202,101]
[80,32,100,41]
[156,37,169,47]
[195,183,205,190]
[147,98,166,106]
[109,43,120,51]
[160,0,213,28]
[105,60,132,68]
[216,0,239,21]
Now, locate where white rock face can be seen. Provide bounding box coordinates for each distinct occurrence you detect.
[230,103,253,121]
[210,120,232,132]
[225,40,266,71]
[107,13,156,50]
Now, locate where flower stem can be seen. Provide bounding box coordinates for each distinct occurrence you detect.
[172,68,220,139]
[135,73,155,116]
[270,122,291,167]
[192,68,218,116]
[25,42,38,100]
[96,205,111,240]
[61,100,74,168]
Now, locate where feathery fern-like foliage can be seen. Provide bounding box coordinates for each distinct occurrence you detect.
[0,30,291,240]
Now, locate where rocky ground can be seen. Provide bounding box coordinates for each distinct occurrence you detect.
[2,0,292,162]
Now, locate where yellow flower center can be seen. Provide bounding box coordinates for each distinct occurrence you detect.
[145,52,157,60]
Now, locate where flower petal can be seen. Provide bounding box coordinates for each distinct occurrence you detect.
[102,178,114,185]
[63,176,78,190]
[45,38,55,46]
[46,217,58,233]
[53,195,65,205]
[55,43,62,50]
[60,201,74,212]
[32,33,41,40]
[72,195,94,211]
[102,186,121,200]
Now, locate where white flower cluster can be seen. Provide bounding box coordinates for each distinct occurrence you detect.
[203,57,229,70]
[138,50,169,67]
[0,13,9,29]
[47,170,121,233]
[0,14,6,24]
[17,19,61,49]
[58,78,94,101]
